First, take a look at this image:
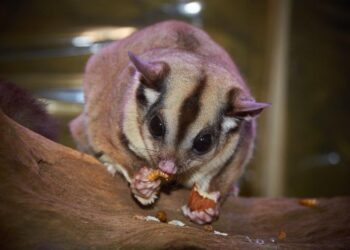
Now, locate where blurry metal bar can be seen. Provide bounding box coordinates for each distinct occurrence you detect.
[42,99,83,116]
[0,46,98,60]
[261,0,291,197]
[1,73,83,90]
[0,26,136,60]
[36,89,84,104]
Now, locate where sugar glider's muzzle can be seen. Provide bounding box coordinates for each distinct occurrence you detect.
[158,160,177,175]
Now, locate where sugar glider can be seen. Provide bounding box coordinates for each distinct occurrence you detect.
[70,20,270,224]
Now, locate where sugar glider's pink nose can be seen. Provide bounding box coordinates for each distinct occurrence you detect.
[158,160,177,175]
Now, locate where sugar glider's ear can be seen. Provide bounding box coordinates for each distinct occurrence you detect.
[226,93,271,120]
[128,51,169,90]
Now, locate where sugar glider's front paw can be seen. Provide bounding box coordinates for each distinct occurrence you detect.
[182,185,220,224]
[182,205,219,225]
[130,167,161,206]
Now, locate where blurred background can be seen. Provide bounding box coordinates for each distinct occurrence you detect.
[0,0,349,198]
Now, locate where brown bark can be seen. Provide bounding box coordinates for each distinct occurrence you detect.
[0,110,349,249]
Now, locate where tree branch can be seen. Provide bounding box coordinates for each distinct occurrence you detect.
[0,110,349,249]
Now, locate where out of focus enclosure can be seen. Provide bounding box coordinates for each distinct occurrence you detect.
[0,0,349,197]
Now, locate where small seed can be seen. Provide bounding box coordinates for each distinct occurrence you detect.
[299,198,317,207]
[156,210,167,223]
[203,225,214,232]
[278,230,287,240]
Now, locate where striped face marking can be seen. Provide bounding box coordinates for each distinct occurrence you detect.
[176,74,206,145]
[122,54,248,190]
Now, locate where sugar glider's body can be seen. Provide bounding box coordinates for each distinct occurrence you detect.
[70,20,269,224]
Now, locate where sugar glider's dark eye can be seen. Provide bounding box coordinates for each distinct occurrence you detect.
[193,133,213,154]
[149,114,165,138]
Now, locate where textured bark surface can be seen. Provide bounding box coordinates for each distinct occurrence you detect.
[0,110,349,250]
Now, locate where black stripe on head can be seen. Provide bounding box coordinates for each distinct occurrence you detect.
[176,73,207,145]
[136,84,148,106]
[224,88,238,115]
[140,74,164,92]
[134,64,170,109]
[145,86,167,120]
[219,88,242,135]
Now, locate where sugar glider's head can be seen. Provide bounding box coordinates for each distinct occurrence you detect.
[122,51,269,177]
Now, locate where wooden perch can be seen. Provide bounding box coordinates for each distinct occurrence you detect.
[0,109,349,249]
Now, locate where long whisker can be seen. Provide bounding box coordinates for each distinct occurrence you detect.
[133,147,159,152]
[131,148,159,159]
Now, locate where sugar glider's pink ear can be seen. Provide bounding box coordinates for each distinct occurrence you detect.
[226,95,271,119]
[128,51,169,90]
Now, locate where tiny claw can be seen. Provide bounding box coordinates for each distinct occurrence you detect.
[181,205,218,224]
[198,211,211,223]
[139,166,150,175]
[212,191,221,202]
[206,208,215,216]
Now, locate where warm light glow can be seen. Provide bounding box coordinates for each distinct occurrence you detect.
[183,1,202,15]
[43,99,83,116]
[72,36,93,47]
[37,89,84,103]
[72,27,137,47]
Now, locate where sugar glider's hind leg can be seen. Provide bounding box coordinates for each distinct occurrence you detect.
[70,113,138,191]
[69,113,126,178]
[69,113,95,154]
